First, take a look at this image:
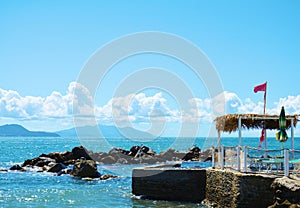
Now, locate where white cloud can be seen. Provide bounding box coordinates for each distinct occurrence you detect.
[0,82,88,120]
[95,92,181,126]
[0,82,300,133]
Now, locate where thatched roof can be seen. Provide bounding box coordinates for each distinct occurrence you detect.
[215,114,299,133]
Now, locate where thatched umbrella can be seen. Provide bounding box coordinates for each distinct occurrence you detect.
[215,113,298,150]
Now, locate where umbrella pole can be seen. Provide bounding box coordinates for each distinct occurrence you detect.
[291,118,295,159]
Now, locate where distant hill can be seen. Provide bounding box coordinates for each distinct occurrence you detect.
[57,125,154,138]
[0,124,60,137]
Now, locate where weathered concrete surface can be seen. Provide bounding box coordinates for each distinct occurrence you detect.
[268,177,300,207]
[132,166,300,207]
[132,166,206,202]
[206,168,276,208]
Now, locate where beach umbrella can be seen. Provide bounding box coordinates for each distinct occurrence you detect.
[276,106,288,143]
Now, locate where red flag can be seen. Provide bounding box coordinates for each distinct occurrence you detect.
[260,129,265,143]
[254,82,267,93]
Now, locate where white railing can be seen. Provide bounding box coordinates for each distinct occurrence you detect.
[213,145,300,177]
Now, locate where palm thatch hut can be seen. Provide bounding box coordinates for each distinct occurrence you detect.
[214,114,299,150]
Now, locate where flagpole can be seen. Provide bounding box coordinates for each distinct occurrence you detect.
[263,82,267,156]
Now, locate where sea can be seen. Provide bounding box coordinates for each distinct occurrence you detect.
[0,136,299,208]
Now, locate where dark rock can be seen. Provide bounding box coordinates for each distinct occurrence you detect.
[100,156,117,164]
[108,147,130,156]
[47,163,67,173]
[35,157,56,167]
[22,158,36,167]
[48,151,74,164]
[189,145,201,153]
[56,168,71,176]
[129,145,155,157]
[182,145,201,161]
[72,146,92,160]
[39,153,50,158]
[182,152,197,161]
[128,145,140,157]
[9,164,25,171]
[100,174,118,180]
[71,159,100,178]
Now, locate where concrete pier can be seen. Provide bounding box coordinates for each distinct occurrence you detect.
[132,166,206,202]
[132,165,300,207]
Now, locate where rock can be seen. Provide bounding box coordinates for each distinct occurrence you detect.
[100,156,117,164]
[182,145,201,161]
[112,147,130,155]
[56,168,71,176]
[71,159,100,178]
[199,149,213,162]
[72,146,92,160]
[189,145,201,153]
[48,151,74,164]
[21,156,56,168]
[129,145,154,158]
[128,146,140,157]
[35,157,56,167]
[47,163,67,173]
[100,174,118,180]
[182,152,197,161]
[9,164,25,171]
[158,148,180,161]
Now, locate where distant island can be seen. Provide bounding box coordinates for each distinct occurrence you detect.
[0,124,154,138]
[0,124,60,137]
[56,125,154,138]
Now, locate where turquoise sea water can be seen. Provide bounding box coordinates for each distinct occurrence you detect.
[0,136,299,207]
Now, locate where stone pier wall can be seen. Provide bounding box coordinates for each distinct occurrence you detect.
[132,168,206,202]
[206,169,275,208]
[132,166,299,207]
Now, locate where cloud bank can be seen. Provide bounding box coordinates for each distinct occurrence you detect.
[0,82,299,133]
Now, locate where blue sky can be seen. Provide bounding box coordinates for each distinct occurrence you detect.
[0,1,300,137]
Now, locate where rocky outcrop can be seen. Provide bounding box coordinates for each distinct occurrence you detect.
[9,145,212,180]
[71,159,100,178]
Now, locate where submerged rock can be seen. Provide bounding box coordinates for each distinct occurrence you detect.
[100,174,118,180]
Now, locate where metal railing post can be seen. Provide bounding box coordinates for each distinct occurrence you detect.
[221,145,224,170]
[236,146,240,171]
[212,146,215,169]
[284,149,289,177]
[243,146,248,173]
